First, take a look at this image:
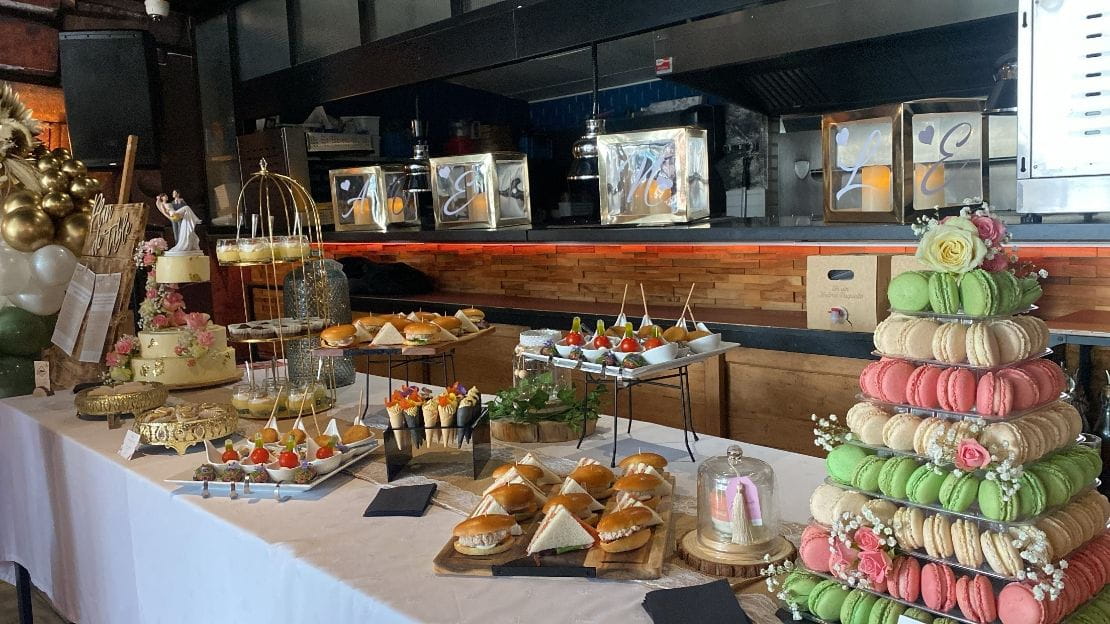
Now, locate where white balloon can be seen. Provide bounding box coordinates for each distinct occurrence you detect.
[0,247,31,295]
[11,288,65,315]
[30,244,77,287]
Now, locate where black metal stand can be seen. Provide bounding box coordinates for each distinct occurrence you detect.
[575,365,698,467]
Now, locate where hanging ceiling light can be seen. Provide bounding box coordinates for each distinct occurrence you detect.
[405,97,431,194]
[984,50,1017,115]
[567,43,604,181]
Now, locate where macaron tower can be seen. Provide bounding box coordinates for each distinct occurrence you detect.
[779,209,1108,624]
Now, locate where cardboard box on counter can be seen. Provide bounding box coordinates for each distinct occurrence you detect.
[806,255,892,332]
[890,254,927,277]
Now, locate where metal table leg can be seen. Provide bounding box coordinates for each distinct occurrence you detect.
[679,367,695,461]
[16,563,32,624]
[611,376,620,467]
[682,366,699,442]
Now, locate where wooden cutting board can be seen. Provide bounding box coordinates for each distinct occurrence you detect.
[432,474,675,579]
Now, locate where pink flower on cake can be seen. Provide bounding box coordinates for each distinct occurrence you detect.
[857,550,893,584]
[955,439,992,471]
[105,352,120,367]
[145,288,157,299]
[142,253,155,266]
[184,312,208,330]
[115,336,134,354]
[854,526,882,552]
[197,331,214,348]
[171,309,187,326]
[971,214,1006,246]
[150,314,168,329]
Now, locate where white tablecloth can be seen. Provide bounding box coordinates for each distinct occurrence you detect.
[0,373,824,624]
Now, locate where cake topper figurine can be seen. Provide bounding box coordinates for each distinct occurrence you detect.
[156,190,201,254]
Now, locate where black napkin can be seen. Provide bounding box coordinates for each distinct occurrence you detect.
[363,484,437,517]
[642,579,750,624]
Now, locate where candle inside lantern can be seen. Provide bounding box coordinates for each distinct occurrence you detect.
[352,198,372,224]
[914,163,947,209]
[861,165,892,212]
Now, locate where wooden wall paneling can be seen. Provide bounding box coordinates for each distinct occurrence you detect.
[0,17,59,77]
[726,348,870,457]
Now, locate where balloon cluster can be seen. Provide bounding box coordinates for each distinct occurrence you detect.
[2,145,97,256]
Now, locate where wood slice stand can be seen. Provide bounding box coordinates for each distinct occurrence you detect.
[490,417,597,443]
[677,529,796,579]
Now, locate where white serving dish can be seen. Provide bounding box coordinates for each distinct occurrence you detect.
[581,346,609,363]
[687,333,722,353]
[642,342,678,364]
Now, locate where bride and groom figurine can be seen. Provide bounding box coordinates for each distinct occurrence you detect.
[156,190,202,255]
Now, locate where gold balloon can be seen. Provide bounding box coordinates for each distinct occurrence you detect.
[60,159,87,178]
[41,191,75,218]
[76,198,96,213]
[35,155,59,173]
[1,189,41,215]
[1,208,54,252]
[51,147,71,160]
[31,143,49,159]
[56,212,89,255]
[69,176,97,200]
[40,170,70,192]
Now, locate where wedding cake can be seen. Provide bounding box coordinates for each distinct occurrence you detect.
[129,324,238,387]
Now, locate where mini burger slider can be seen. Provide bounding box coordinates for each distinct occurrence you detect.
[491,462,545,484]
[320,324,357,347]
[452,514,519,556]
[543,493,599,525]
[612,472,664,508]
[568,464,615,499]
[403,322,439,346]
[487,483,538,521]
[596,506,655,553]
[353,315,385,342]
[431,315,463,336]
[618,452,668,471]
[460,307,489,329]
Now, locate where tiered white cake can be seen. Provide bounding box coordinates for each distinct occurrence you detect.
[131,325,238,387]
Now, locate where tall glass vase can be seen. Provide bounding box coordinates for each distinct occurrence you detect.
[283,258,354,387]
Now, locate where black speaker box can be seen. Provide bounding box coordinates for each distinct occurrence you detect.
[59,30,160,168]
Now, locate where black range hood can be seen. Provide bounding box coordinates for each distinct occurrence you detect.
[654,0,1018,116]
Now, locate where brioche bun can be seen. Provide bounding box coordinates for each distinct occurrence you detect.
[432,315,462,334]
[403,322,438,345]
[491,463,544,483]
[618,452,668,470]
[453,513,517,537]
[487,483,536,511]
[598,528,651,553]
[613,472,662,495]
[661,326,687,342]
[569,464,614,498]
[461,307,484,321]
[596,506,655,552]
[320,324,357,347]
[413,311,440,322]
[382,316,411,331]
[542,493,595,517]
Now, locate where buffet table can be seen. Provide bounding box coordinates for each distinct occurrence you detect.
[1,373,825,624]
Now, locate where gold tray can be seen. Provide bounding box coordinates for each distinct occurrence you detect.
[74,383,169,419]
[133,403,239,455]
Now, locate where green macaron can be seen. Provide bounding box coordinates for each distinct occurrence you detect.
[1049,455,1088,497]
[888,271,933,312]
[827,444,872,485]
[939,471,981,512]
[991,270,1021,315]
[902,608,935,624]
[928,272,961,315]
[782,570,823,605]
[808,580,851,621]
[840,589,879,624]
[906,464,947,504]
[1027,462,1072,508]
[1059,446,1102,483]
[867,597,907,624]
[978,478,1017,521]
[1017,471,1047,518]
[1017,276,1043,308]
[959,269,999,316]
[878,456,921,499]
[851,455,887,493]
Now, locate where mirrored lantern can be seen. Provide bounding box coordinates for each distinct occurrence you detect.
[330,165,420,232]
[429,152,531,230]
[597,127,710,226]
[823,99,987,223]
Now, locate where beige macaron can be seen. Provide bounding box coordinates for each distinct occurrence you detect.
[981,421,1027,465]
[899,318,940,360]
[923,513,955,558]
[981,529,1024,577]
[1015,416,1048,462]
[1035,516,1072,561]
[1012,315,1050,355]
[912,417,948,455]
[966,322,1001,367]
[874,314,912,355]
[833,491,870,521]
[852,405,892,446]
[932,321,968,364]
[882,413,922,451]
[862,499,898,526]
[809,484,847,526]
[893,506,925,550]
[951,518,984,567]
[991,319,1032,364]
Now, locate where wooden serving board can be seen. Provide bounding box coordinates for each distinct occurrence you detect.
[399,326,495,355]
[432,474,675,579]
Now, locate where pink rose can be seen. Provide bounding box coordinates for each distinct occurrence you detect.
[143,253,155,266]
[855,526,882,552]
[174,345,185,356]
[955,439,992,471]
[145,288,157,299]
[115,337,134,354]
[858,550,893,584]
[197,331,214,347]
[172,310,187,326]
[151,314,168,328]
[980,253,1009,272]
[971,215,1006,246]
[829,539,859,578]
[105,352,120,367]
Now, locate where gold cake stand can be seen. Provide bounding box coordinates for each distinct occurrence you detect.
[74,383,169,421]
[133,403,239,455]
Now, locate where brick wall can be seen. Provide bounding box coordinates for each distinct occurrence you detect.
[321,242,1110,320]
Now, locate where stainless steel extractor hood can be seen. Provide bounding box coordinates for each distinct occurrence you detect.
[653,0,1018,115]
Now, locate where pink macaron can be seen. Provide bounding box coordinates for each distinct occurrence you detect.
[1017,359,1066,399]
[877,359,916,404]
[976,371,1014,418]
[799,524,832,573]
[998,583,1047,624]
[956,574,997,624]
[906,365,942,408]
[938,367,976,413]
[921,562,957,612]
[860,361,883,398]
[998,367,1041,411]
[886,555,921,602]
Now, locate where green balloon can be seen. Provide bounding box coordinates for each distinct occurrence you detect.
[0,306,52,356]
[0,355,35,398]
